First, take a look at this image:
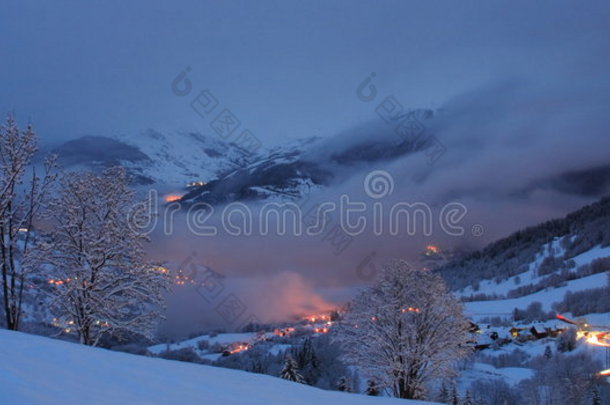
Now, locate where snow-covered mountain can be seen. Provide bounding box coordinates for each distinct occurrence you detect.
[53,130,258,186]
[52,130,329,200]
[0,329,436,405]
[52,109,436,205]
[178,135,327,205]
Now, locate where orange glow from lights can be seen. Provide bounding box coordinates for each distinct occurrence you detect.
[303,313,331,323]
[585,333,610,348]
[164,194,182,203]
[229,344,251,354]
[152,266,170,274]
[273,327,295,337]
[48,278,71,286]
[425,245,440,256]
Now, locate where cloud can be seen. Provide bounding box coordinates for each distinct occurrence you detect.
[157,269,336,338]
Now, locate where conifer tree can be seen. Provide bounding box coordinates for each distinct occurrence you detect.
[280,355,305,384]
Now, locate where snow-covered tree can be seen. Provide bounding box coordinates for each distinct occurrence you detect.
[519,351,602,405]
[0,115,55,330]
[290,337,320,385]
[44,167,168,345]
[470,379,519,405]
[280,355,305,383]
[436,382,450,403]
[450,384,459,405]
[543,345,552,359]
[556,327,578,352]
[365,379,380,396]
[592,384,601,405]
[337,376,352,392]
[335,260,471,400]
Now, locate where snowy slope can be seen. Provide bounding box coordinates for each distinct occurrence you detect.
[53,130,330,203]
[458,237,610,320]
[148,332,260,355]
[178,135,327,205]
[465,272,609,316]
[119,129,254,185]
[0,330,436,405]
[459,241,610,300]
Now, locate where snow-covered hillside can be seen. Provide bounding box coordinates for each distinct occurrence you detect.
[119,129,256,186]
[443,234,610,399]
[53,130,257,186]
[148,331,265,362]
[462,241,610,318]
[53,131,327,203]
[0,330,436,405]
[427,197,610,402]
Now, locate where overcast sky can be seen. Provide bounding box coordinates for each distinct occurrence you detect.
[2,1,609,146]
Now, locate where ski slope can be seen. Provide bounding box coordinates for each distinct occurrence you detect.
[0,330,435,405]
